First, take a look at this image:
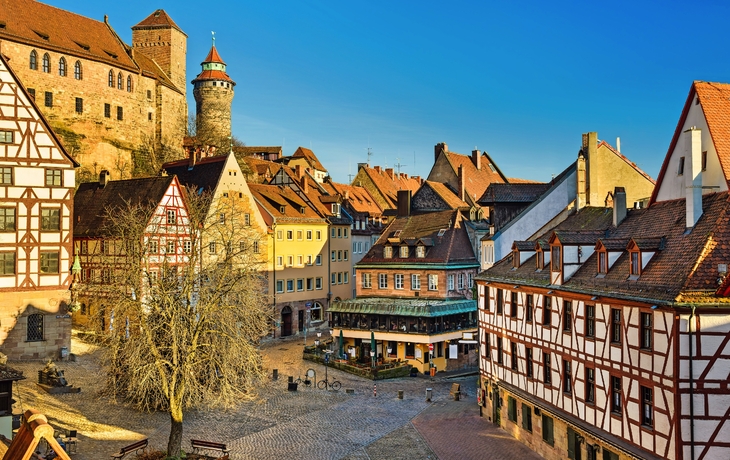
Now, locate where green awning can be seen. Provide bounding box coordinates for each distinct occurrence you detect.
[329,297,476,317]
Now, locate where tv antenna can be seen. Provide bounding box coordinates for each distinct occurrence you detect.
[365,147,373,166]
[395,158,407,174]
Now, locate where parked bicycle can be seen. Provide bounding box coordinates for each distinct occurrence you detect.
[317,377,341,390]
[295,372,312,387]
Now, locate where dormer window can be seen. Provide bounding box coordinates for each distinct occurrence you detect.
[536,247,544,271]
[551,246,561,272]
[384,246,393,258]
[399,246,409,258]
[629,251,640,279]
[416,245,425,258]
[279,205,286,213]
[438,229,446,237]
[331,203,340,216]
[598,251,608,276]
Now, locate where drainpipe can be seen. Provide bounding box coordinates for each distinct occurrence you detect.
[689,305,696,460]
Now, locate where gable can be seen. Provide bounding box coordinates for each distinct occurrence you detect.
[652,82,730,203]
[412,183,452,211]
[0,55,78,167]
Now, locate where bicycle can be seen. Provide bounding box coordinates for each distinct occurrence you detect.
[317,377,341,390]
[295,373,312,387]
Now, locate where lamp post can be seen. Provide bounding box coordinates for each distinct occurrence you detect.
[314,339,320,357]
[329,329,334,353]
[370,350,376,369]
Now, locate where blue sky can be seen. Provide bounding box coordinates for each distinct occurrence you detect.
[52,0,730,184]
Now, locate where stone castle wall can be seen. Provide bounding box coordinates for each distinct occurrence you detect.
[132,26,187,97]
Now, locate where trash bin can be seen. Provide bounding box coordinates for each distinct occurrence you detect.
[60,347,69,360]
[426,388,432,401]
[273,369,279,380]
[398,390,404,399]
[430,367,436,377]
[288,382,298,391]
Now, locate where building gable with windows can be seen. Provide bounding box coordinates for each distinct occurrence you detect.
[0,54,78,360]
[72,172,190,328]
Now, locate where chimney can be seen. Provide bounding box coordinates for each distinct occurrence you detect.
[435,142,448,162]
[584,132,598,205]
[344,190,350,200]
[612,187,626,226]
[302,178,309,195]
[397,190,411,217]
[374,166,382,173]
[99,170,110,188]
[385,168,394,179]
[357,162,367,170]
[685,127,703,228]
[616,137,621,153]
[576,151,587,209]
[458,165,466,202]
[295,164,304,179]
[471,149,481,170]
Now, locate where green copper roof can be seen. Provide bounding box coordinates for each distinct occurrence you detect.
[329,297,476,317]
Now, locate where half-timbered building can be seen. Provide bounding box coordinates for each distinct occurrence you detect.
[476,81,730,460]
[0,54,78,360]
[72,172,191,328]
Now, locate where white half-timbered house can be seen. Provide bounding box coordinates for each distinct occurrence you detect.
[476,80,730,460]
[0,54,78,360]
[72,172,191,328]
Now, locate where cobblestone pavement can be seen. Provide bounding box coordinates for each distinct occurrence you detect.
[9,332,539,459]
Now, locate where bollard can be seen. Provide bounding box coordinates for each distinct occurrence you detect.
[288,376,293,383]
[273,369,279,381]
[426,388,432,402]
[373,383,377,397]
[398,389,404,399]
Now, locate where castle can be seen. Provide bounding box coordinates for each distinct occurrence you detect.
[0,1,190,182]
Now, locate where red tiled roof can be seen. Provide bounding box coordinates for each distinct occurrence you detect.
[192,69,235,84]
[202,45,225,65]
[479,183,550,204]
[324,181,382,216]
[249,183,324,223]
[651,81,730,204]
[441,150,507,201]
[0,0,138,71]
[132,9,184,33]
[292,147,326,171]
[358,166,422,209]
[422,181,469,209]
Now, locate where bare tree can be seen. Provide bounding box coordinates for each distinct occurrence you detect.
[78,188,270,456]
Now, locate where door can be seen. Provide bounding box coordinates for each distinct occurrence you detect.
[298,309,305,332]
[492,385,501,426]
[281,307,292,337]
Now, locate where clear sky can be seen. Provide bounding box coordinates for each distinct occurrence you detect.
[51,0,730,185]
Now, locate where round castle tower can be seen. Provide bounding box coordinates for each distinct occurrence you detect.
[192,44,235,146]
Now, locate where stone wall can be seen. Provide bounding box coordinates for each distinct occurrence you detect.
[132,26,187,96]
[0,39,187,181]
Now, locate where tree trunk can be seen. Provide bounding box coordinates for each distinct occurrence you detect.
[167,409,184,456]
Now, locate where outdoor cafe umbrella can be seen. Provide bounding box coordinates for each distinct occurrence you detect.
[370,330,376,361]
[338,329,344,358]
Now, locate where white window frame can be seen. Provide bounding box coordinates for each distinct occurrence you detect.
[362,273,372,288]
[411,274,421,290]
[395,274,404,290]
[428,274,438,291]
[379,273,388,289]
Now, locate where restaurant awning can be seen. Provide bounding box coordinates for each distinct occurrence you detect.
[329,297,476,317]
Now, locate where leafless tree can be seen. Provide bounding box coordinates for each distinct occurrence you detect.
[78,188,270,456]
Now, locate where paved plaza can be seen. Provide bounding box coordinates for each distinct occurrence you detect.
[8,332,542,459]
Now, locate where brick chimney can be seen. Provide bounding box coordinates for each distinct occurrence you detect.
[685,127,703,229]
[385,168,394,179]
[435,143,448,162]
[302,177,309,195]
[471,149,481,170]
[295,164,304,179]
[397,190,411,217]
[458,165,466,202]
[374,166,382,173]
[99,170,110,188]
[612,187,626,226]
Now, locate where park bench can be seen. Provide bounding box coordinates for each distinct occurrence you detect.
[191,439,230,458]
[111,438,148,459]
[450,383,461,400]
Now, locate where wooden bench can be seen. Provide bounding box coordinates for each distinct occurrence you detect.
[111,438,148,459]
[191,439,230,458]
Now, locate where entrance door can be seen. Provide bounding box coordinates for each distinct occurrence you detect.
[492,385,501,426]
[298,309,305,332]
[281,307,292,337]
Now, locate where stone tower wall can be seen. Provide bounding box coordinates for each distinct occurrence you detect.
[132,25,187,97]
[194,82,234,145]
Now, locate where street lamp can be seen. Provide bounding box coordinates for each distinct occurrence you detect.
[370,350,376,368]
[387,346,392,361]
[314,339,320,357]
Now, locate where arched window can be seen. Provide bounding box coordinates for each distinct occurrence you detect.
[117,72,122,90]
[58,57,66,77]
[29,50,37,70]
[74,61,82,80]
[127,75,132,92]
[27,313,44,341]
[108,70,114,87]
[42,53,50,73]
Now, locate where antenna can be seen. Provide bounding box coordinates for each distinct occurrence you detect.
[366,147,373,166]
[395,158,407,174]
